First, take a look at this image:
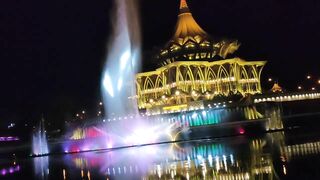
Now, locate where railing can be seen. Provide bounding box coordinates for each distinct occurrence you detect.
[253,91,320,103]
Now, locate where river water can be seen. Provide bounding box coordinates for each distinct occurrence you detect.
[1,127,320,180]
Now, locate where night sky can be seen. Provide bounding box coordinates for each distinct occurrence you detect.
[0,0,320,130]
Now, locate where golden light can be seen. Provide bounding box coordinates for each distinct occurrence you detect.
[134,0,266,110]
[318,80,320,84]
[149,99,154,103]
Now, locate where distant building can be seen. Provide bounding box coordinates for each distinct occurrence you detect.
[136,0,266,112]
[271,82,283,93]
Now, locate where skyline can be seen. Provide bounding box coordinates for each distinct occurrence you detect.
[0,0,319,128]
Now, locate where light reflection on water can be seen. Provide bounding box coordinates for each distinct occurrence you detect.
[0,130,315,179]
[26,131,317,180]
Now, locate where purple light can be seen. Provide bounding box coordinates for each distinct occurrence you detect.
[9,168,14,173]
[0,136,19,142]
[15,166,20,171]
[1,169,7,175]
[0,165,21,176]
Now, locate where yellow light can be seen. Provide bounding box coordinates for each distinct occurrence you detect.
[149,99,154,103]
[63,169,66,180]
[136,58,265,109]
[163,104,187,111]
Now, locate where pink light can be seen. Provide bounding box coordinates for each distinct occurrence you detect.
[239,128,245,135]
[1,169,6,175]
[9,168,14,173]
[0,165,20,176]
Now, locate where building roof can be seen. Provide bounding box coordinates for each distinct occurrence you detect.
[173,0,207,39]
[156,0,240,66]
[271,82,283,93]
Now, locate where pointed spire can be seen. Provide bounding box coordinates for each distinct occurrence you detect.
[179,0,190,14]
[174,0,207,39]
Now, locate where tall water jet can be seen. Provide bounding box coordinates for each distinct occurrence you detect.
[32,118,49,156]
[98,0,173,148]
[102,0,141,116]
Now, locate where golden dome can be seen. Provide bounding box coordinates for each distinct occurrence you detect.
[156,0,240,66]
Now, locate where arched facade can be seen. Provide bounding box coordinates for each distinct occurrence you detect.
[136,58,266,109]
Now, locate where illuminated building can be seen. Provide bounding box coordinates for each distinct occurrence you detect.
[136,0,266,112]
[271,82,283,93]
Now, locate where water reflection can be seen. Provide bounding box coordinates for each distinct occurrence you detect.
[28,130,320,179]
[33,156,49,179]
[60,136,275,179]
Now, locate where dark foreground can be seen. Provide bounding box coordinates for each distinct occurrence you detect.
[1,126,320,180]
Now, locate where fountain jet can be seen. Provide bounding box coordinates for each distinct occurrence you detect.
[32,118,49,156]
[102,0,141,117]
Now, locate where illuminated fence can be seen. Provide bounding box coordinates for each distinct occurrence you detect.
[151,105,263,128]
[152,109,225,127]
[96,103,264,128]
[282,141,320,161]
[254,92,320,103]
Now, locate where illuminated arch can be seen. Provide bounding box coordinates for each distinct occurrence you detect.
[217,65,229,78]
[155,75,164,88]
[217,65,231,94]
[144,77,155,90]
[240,66,250,93]
[193,66,205,91]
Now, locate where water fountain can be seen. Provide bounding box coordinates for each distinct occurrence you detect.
[32,118,49,156]
[102,0,141,116]
[100,0,173,146]
[63,0,173,152]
